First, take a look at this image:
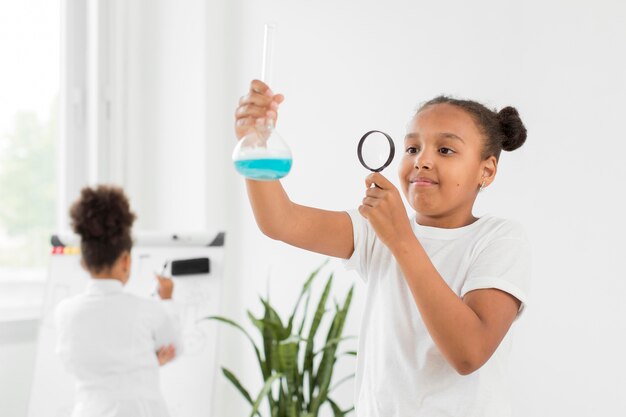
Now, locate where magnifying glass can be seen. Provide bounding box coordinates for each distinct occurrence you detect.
[357,130,395,172]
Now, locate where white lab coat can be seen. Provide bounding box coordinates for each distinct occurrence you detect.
[55,278,183,417]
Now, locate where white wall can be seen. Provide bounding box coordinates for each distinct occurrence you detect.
[6,0,626,416]
[124,0,210,231]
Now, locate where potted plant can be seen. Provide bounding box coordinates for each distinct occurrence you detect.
[207,262,355,417]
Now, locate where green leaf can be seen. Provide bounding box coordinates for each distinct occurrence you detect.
[261,297,290,340]
[250,373,283,417]
[310,285,354,415]
[329,373,355,393]
[313,336,357,357]
[287,260,328,335]
[278,383,286,417]
[248,310,266,334]
[298,290,312,337]
[305,274,334,400]
[261,301,277,407]
[211,265,356,417]
[327,398,344,417]
[222,367,262,417]
[327,399,354,417]
[278,341,298,392]
[204,316,266,379]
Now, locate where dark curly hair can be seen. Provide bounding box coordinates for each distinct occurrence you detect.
[69,185,136,273]
[417,96,527,161]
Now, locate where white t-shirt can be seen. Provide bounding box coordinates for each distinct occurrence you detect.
[55,279,183,417]
[344,210,531,417]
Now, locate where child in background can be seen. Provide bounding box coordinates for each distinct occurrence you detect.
[55,185,182,417]
[234,80,531,417]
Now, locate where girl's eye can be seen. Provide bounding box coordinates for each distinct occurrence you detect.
[439,147,455,155]
[406,147,418,154]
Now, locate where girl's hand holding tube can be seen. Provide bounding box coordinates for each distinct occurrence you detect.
[234,79,284,140]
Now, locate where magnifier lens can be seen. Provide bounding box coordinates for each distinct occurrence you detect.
[358,130,395,172]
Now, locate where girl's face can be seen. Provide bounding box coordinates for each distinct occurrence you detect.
[398,103,496,227]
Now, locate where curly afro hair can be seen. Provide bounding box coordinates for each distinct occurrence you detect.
[69,185,136,273]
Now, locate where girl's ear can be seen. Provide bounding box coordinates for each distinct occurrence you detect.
[79,258,87,271]
[122,251,131,272]
[480,156,498,187]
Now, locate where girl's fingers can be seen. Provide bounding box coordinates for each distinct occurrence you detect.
[239,92,273,107]
[236,117,255,128]
[365,172,393,190]
[235,81,283,140]
[272,94,285,105]
[358,205,370,219]
[157,345,176,365]
[237,93,282,118]
[235,104,268,119]
[361,197,379,207]
[365,187,385,198]
[250,79,270,95]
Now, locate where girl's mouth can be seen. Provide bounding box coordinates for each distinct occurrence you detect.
[409,177,438,187]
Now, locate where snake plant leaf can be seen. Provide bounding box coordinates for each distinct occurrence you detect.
[298,290,312,337]
[261,297,291,340]
[205,316,265,377]
[278,383,286,417]
[260,322,279,412]
[313,336,357,357]
[250,308,284,378]
[310,286,354,415]
[212,267,355,417]
[328,399,354,417]
[221,367,262,417]
[248,310,266,334]
[287,260,328,334]
[249,373,283,417]
[329,373,355,393]
[305,274,334,399]
[327,399,344,417]
[278,340,300,416]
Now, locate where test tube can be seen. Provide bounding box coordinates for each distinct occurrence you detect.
[261,23,276,86]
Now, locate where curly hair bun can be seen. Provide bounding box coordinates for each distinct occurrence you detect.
[70,185,136,245]
[498,106,527,152]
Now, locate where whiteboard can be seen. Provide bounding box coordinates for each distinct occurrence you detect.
[28,232,225,417]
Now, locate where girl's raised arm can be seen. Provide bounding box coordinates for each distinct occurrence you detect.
[235,80,354,259]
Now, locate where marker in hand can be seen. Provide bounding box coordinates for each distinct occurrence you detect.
[155,274,174,300]
[152,262,174,300]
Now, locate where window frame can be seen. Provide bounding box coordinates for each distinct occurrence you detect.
[0,0,129,320]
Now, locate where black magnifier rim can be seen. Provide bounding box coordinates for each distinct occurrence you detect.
[357,130,395,172]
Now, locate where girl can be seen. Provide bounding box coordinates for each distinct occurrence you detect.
[55,185,183,417]
[234,80,530,417]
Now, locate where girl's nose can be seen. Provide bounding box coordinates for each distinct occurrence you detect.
[414,151,433,170]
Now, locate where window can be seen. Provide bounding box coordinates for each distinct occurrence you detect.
[0,0,59,315]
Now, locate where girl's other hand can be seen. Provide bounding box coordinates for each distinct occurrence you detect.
[156,344,176,366]
[155,275,174,300]
[234,79,284,140]
[359,172,414,250]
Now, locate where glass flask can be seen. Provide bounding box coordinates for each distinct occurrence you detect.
[232,24,292,180]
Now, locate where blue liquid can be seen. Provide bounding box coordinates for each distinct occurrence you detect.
[234,158,293,180]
